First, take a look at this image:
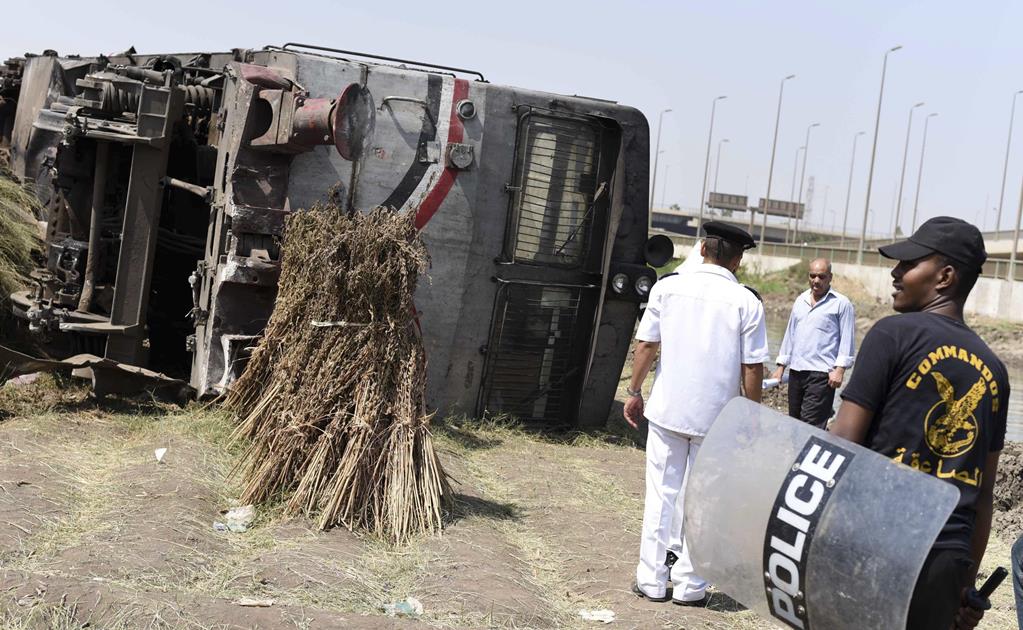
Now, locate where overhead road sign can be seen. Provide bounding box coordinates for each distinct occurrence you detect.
[755,198,804,219]
[707,192,749,213]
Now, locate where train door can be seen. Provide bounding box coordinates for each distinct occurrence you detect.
[478,107,619,424]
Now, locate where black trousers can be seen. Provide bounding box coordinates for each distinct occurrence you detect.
[787,370,835,429]
[906,547,972,630]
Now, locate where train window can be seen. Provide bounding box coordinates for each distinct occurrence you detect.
[509,114,602,267]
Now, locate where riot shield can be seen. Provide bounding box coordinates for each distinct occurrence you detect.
[685,397,959,630]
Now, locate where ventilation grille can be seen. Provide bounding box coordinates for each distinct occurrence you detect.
[481,282,595,423]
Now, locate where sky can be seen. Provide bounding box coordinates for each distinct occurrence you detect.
[4,0,1022,238]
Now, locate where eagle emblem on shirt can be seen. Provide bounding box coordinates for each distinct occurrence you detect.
[923,371,984,458]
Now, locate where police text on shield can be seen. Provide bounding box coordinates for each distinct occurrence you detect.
[762,436,853,630]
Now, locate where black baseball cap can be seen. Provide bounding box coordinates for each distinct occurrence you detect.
[878,216,986,271]
[703,221,757,250]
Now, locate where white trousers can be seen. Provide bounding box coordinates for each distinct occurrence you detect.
[635,421,708,601]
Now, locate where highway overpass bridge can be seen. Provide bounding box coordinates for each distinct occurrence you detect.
[653,207,859,245]
[656,232,1023,322]
[653,207,1023,280]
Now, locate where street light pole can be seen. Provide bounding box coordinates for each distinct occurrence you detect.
[649,108,672,233]
[822,185,831,231]
[758,74,796,246]
[697,96,727,236]
[996,90,1023,234]
[910,112,938,233]
[1010,166,1023,282]
[794,122,820,244]
[661,165,670,208]
[974,194,990,231]
[713,138,729,194]
[785,146,802,244]
[842,131,866,246]
[893,101,925,239]
[791,146,804,200]
[857,45,902,264]
[786,146,804,244]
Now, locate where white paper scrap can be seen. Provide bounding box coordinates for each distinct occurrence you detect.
[579,609,616,623]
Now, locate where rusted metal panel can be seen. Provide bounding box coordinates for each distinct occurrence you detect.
[104,84,186,364]
[0,343,193,400]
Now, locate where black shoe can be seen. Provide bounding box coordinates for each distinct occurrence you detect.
[665,551,678,570]
[632,582,671,603]
[672,594,709,607]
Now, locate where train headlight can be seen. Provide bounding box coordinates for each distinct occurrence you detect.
[611,273,629,294]
[635,275,653,297]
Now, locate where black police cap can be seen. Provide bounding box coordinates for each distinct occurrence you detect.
[703,221,757,250]
[878,216,986,271]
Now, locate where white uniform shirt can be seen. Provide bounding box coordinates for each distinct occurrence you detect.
[635,264,770,436]
[775,288,856,373]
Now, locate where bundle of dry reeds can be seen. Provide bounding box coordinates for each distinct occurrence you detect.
[226,202,451,543]
[0,168,41,303]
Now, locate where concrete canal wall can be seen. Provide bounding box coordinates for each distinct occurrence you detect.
[746,252,1023,323]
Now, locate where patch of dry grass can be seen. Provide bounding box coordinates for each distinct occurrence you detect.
[438,420,620,626]
[0,169,41,314]
[0,599,269,630]
[975,532,1018,630]
[0,374,83,419]
[0,601,81,630]
[0,425,124,573]
[565,459,643,534]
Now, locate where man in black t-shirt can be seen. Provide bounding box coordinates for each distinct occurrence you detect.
[831,217,1009,630]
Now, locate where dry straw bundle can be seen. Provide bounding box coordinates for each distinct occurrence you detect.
[226,202,451,543]
[0,168,41,303]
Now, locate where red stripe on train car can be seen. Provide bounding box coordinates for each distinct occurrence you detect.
[414,78,470,230]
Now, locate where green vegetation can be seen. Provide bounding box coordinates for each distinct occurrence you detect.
[737,261,808,298]
[656,254,808,299]
[654,257,683,276]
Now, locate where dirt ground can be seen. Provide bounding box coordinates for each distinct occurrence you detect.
[995,443,1023,540]
[5,122,1023,628]
[0,373,1018,629]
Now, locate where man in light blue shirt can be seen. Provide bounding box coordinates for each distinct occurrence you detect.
[770,258,856,428]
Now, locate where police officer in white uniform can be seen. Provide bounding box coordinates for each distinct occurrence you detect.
[625,221,769,605]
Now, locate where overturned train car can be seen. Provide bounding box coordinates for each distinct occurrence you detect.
[5,43,659,428]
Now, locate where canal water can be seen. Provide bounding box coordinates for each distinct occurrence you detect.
[765,319,1023,442]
